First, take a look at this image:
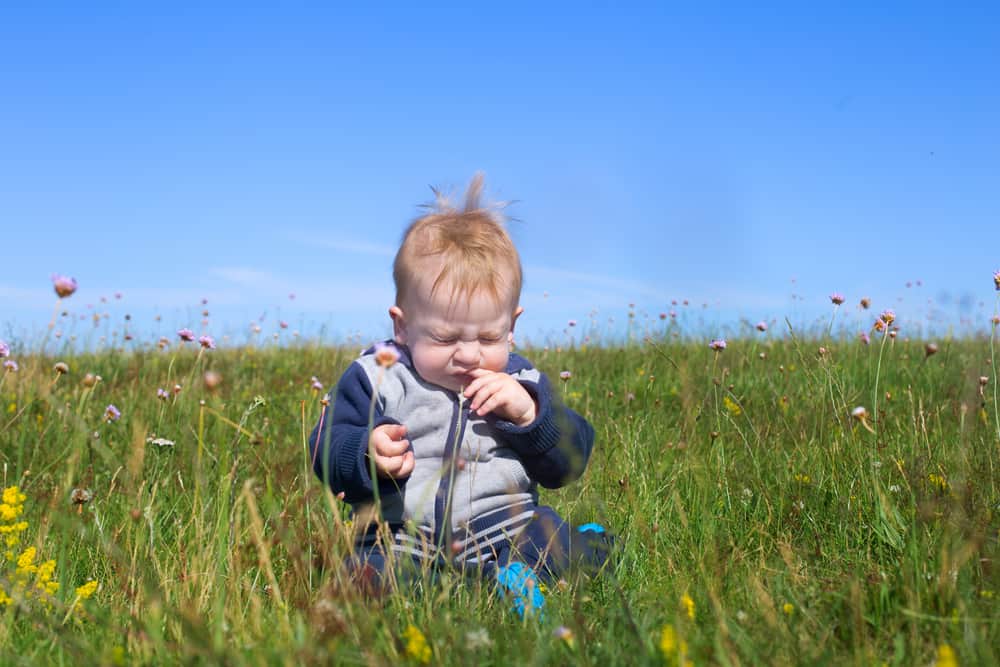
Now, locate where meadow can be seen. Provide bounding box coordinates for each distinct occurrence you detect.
[1,297,998,665]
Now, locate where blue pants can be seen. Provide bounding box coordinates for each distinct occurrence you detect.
[347,506,614,594]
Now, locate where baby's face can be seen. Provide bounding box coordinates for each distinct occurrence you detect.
[391,275,520,393]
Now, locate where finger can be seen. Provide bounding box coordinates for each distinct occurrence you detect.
[376,437,410,457]
[381,423,408,440]
[375,454,403,478]
[463,369,498,395]
[396,451,415,478]
[467,378,503,411]
[475,390,507,417]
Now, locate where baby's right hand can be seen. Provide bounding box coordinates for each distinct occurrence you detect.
[369,423,414,480]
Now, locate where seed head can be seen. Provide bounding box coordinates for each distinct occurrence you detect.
[81,373,101,388]
[51,274,78,298]
[979,376,989,387]
[830,292,845,305]
[53,361,69,374]
[71,488,94,505]
[203,370,222,390]
[924,342,938,357]
[851,406,868,420]
[373,342,400,368]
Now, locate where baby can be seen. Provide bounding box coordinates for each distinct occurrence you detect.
[309,175,612,615]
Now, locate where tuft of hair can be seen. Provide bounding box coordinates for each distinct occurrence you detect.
[394,173,522,310]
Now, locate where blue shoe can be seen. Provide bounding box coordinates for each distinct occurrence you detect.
[496,562,545,619]
[577,522,606,534]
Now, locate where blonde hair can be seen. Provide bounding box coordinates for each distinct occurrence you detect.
[393,173,522,310]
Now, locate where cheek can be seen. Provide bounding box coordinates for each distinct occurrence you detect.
[481,345,509,372]
[411,343,450,375]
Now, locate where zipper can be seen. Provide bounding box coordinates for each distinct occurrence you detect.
[434,390,469,560]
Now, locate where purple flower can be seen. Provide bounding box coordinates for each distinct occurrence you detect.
[830,292,845,305]
[559,371,572,381]
[755,321,767,332]
[198,335,216,350]
[859,331,870,345]
[177,328,195,342]
[3,360,18,372]
[879,309,896,325]
[709,339,727,351]
[567,319,577,327]
[310,377,324,392]
[156,388,169,401]
[994,270,1000,291]
[104,404,121,422]
[279,320,289,329]
[51,274,78,298]
[0,340,8,358]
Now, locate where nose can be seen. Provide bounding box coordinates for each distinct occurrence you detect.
[452,341,480,366]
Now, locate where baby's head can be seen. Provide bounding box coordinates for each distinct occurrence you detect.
[389,174,523,392]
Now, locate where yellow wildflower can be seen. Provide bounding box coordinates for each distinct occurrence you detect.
[794,474,811,484]
[935,644,958,667]
[75,580,98,600]
[402,624,431,664]
[681,593,695,620]
[659,623,677,655]
[928,474,948,492]
[723,396,742,416]
[17,545,37,573]
[6,402,15,414]
[3,486,27,506]
[783,602,794,615]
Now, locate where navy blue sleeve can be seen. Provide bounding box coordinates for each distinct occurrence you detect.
[309,362,404,504]
[493,360,595,489]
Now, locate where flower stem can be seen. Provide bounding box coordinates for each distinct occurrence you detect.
[872,328,889,439]
[991,294,1000,447]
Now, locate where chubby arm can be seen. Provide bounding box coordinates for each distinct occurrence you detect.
[308,362,408,504]
[488,362,595,489]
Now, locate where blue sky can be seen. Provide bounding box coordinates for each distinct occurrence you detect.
[2,3,998,348]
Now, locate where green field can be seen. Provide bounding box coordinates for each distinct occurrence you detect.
[1,327,997,665]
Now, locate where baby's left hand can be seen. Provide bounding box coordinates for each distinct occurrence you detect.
[463,368,537,427]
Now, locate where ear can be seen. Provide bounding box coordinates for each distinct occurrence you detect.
[509,306,524,343]
[389,306,407,345]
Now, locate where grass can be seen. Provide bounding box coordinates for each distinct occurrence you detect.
[0,327,997,665]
